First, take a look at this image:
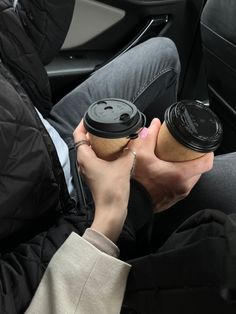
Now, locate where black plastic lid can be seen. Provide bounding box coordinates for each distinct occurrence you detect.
[165,100,223,152]
[83,98,146,139]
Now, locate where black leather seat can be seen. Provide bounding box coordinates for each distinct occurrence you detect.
[201,0,236,153]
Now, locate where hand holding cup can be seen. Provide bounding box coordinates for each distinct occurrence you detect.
[134,118,215,212]
[73,120,139,243]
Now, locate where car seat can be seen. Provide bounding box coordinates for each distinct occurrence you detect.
[201,0,236,153]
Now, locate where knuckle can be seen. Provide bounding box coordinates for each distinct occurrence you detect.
[205,159,213,172]
[181,189,190,198]
[177,183,190,196]
[174,171,185,182]
[204,153,214,171]
[77,150,87,163]
[208,160,214,171]
[179,188,189,197]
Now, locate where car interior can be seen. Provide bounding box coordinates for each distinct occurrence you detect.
[1,1,235,312]
[46,0,235,156]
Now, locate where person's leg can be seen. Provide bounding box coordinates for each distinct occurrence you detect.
[48,37,180,141]
[175,152,236,213]
[151,152,236,249]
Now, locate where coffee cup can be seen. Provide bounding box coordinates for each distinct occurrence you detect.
[156,100,223,162]
[83,98,146,161]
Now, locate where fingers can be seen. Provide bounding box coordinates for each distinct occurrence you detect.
[154,174,202,213]
[120,118,162,173]
[176,174,201,196]
[119,147,137,174]
[124,118,161,159]
[175,152,214,180]
[185,174,201,192]
[73,120,97,163]
[188,152,214,174]
[73,119,87,137]
[73,122,88,148]
[140,118,161,151]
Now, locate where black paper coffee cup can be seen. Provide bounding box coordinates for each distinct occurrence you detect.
[156,100,223,161]
[83,98,146,160]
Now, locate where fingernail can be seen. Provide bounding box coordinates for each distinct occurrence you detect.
[139,127,148,139]
[151,118,159,125]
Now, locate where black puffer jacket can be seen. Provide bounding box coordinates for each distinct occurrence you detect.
[0,1,92,313]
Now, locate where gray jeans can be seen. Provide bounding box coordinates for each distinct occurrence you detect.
[49,37,180,139]
[49,37,236,246]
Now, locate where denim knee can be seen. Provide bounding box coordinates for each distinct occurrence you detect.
[141,37,181,76]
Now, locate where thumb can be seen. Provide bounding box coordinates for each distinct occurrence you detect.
[73,120,97,162]
[149,117,162,132]
[140,118,161,151]
[125,118,161,156]
[114,147,136,178]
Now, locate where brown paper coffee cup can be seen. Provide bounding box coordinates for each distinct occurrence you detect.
[83,98,146,161]
[88,133,130,161]
[156,122,205,161]
[155,101,223,162]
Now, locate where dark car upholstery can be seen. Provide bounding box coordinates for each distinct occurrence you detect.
[201,0,236,153]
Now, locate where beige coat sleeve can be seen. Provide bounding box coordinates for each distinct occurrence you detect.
[25,232,131,314]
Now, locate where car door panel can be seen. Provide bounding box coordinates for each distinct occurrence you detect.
[62,0,126,49]
[47,0,206,103]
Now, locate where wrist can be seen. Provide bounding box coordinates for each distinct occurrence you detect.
[91,209,126,243]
